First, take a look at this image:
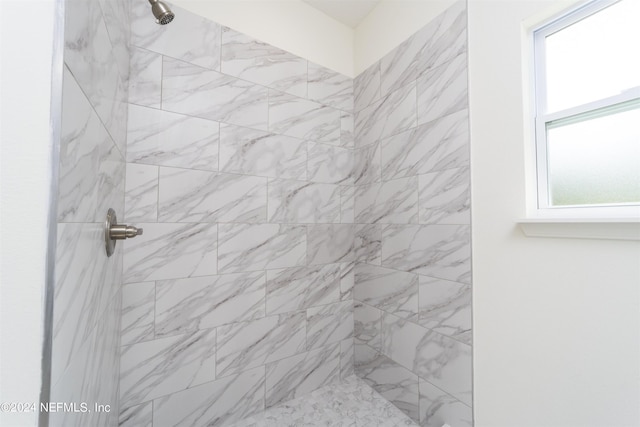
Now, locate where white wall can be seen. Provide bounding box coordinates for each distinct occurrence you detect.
[0,1,58,426]
[468,1,640,426]
[170,0,355,76]
[354,0,456,75]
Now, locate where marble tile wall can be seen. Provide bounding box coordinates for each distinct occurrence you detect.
[119,3,355,426]
[352,2,473,427]
[50,0,131,426]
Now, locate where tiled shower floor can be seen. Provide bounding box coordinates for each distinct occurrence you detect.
[229,376,418,427]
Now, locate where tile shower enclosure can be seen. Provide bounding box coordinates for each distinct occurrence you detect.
[51,0,471,426]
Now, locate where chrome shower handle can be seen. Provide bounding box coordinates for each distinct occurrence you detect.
[105,208,143,257]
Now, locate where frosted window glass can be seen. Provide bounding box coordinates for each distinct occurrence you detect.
[545,0,640,113]
[547,107,640,207]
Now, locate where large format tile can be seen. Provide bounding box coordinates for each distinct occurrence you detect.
[128,46,161,108]
[127,103,219,171]
[265,344,340,407]
[269,90,341,144]
[418,276,471,345]
[381,109,469,181]
[216,313,306,377]
[307,142,354,185]
[162,57,268,130]
[219,123,307,180]
[354,264,419,321]
[268,179,340,224]
[416,0,467,74]
[218,223,306,273]
[381,224,471,284]
[419,379,473,427]
[417,53,468,126]
[97,0,131,82]
[354,301,382,350]
[155,272,266,337]
[380,313,472,405]
[153,367,265,427]
[353,141,381,185]
[354,61,381,113]
[307,224,355,265]
[355,177,419,224]
[119,402,152,427]
[306,301,353,350]
[355,345,420,422]
[419,167,470,225]
[354,224,382,265]
[222,27,307,97]
[266,264,342,314]
[340,111,355,148]
[119,329,217,408]
[121,281,155,346]
[355,82,416,148]
[124,163,158,222]
[123,222,218,283]
[158,168,267,223]
[130,1,221,70]
[307,62,353,111]
[340,338,355,379]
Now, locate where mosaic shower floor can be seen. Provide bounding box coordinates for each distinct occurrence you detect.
[229,375,418,427]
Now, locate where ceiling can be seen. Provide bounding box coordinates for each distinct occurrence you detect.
[301,0,382,28]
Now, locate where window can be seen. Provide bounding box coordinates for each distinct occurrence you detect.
[533,0,640,215]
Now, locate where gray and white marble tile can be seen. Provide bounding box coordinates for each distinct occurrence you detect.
[340,185,355,223]
[268,179,340,224]
[354,264,419,321]
[307,301,354,350]
[340,262,355,301]
[97,0,131,82]
[354,61,381,113]
[355,344,420,422]
[222,27,307,97]
[123,222,218,283]
[307,142,354,185]
[417,53,468,126]
[216,313,306,377]
[354,224,382,265]
[419,167,470,225]
[381,224,471,284]
[340,111,355,148]
[355,177,419,224]
[130,1,221,70]
[153,366,265,427]
[307,224,355,265]
[419,379,473,427]
[353,141,381,185]
[265,264,342,315]
[307,62,353,111]
[57,68,104,222]
[380,313,472,405]
[128,46,161,108]
[418,276,471,345]
[121,281,155,347]
[354,301,382,350]
[379,27,427,97]
[65,0,128,152]
[381,109,469,181]
[219,123,307,180]
[119,329,217,408]
[155,272,266,337]
[218,223,306,273]
[162,57,268,130]
[416,0,467,75]
[265,344,340,407]
[127,103,219,171]
[96,130,126,219]
[340,339,355,379]
[158,168,267,223]
[119,401,152,427]
[355,82,416,148]
[124,163,158,222]
[269,90,341,144]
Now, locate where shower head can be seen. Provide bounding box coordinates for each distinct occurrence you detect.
[148,0,174,25]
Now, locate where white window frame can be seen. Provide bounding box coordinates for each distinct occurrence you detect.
[532,0,640,218]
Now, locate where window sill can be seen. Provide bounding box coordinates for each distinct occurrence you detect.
[517,218,640,241]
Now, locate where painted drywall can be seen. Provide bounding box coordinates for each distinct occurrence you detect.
[169,0,355,76]
[354,0,457,75]
[0,1,58,426]
[468,1,640,426]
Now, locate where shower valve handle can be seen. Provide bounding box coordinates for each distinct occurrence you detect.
[105,208,142,257]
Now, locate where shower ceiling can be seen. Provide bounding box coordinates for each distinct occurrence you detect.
[300,0,381,28]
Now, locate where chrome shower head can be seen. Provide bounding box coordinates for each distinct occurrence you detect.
[148,0,174,25]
